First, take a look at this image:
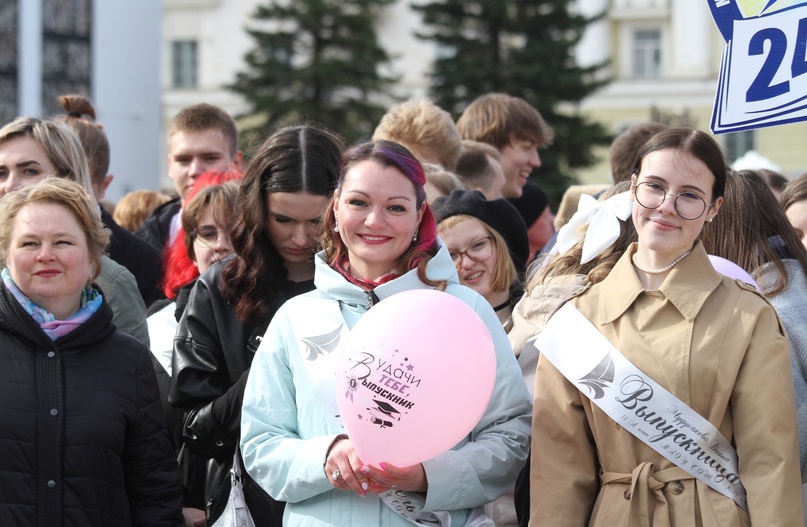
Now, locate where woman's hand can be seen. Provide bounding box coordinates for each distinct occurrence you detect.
[361,461,428,493]
[324,436,373,497]
[324,437,428,496]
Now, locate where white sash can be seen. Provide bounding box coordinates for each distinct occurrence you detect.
[377,491,493,527]
[534,303,747,509]
[377,490,452,526]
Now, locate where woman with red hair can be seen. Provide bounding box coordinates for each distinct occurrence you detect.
[146,170,241,527]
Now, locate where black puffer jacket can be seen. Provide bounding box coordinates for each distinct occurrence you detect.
[170,257,313,524]
[0,284,184,527]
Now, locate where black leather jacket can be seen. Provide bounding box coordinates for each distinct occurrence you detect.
[169,256,314,524]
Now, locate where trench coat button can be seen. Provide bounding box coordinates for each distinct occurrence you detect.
[669,480,684,494]
[623,490,631,500]
[47,480,56,488]
[215,440,224,447]
[49,408,58,416]
[47,351,55,358]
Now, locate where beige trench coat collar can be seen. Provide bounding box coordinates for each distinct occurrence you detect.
[599,241,723,325]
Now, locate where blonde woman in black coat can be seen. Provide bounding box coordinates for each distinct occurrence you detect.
[0,178,183,526]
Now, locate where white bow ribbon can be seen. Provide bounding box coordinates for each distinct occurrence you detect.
[550,191,632,264]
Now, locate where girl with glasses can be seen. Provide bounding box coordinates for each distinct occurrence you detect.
[530,128,803,526]
[146,171,241,527]
[433,189,528,329]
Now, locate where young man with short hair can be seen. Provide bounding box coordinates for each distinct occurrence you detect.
[137,103,243,251]
[456,93,553,199]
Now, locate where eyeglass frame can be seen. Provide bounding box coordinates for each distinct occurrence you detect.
[192,226,229,248]
[631,178,718,221]
[448,235,494,265]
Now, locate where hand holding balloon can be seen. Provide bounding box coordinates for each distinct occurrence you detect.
[361,461,427,493]
[335,289,496,468]
[324,437,370,497]
[325,437,427,496]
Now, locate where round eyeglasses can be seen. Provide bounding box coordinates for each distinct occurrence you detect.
[632,181,716,221]
[449,236,493,265]
[192,226,228,249]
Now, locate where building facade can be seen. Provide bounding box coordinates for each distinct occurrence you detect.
[573,0,807,182]
[163,0,807,184]
[3,0,162,201]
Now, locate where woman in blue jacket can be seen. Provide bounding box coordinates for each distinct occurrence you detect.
[241,141,532,526]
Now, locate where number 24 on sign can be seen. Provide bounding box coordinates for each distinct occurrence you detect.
[733,12,807,105]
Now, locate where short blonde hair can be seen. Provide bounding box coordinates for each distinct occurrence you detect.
[0,116,94,195]
[168,103,239,156]
[423,162,466,197]
[372,98,462,171]
[0,177,110,282]
[113,190,174,232]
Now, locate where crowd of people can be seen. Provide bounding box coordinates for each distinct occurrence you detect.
[0,90,806,527]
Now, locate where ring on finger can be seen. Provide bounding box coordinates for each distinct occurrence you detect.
[391,479,398,488]
[332,469,342,481]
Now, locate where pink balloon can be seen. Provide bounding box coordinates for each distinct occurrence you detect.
[336,289,496,468]
[708,255,762,292]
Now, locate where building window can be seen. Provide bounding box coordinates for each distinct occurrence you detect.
[172,40,198,88]
[0,0,18,124]
[42,0,92,116]
[633,29,661,79]
[723,131,755,163]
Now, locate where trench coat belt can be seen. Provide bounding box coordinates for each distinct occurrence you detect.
[601,463,693,527]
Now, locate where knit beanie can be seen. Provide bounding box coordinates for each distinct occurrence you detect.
[433,189,529,272]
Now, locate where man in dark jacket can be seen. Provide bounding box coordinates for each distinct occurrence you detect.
[136,103,243,253]
[102,207,164,306]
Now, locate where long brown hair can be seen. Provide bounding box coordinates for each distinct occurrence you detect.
[701,170,807,297]
[220,125,342,324]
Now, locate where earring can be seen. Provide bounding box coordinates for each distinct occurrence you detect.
[333,219,339,233]
[412,228,419,243]
[707,216,714,223]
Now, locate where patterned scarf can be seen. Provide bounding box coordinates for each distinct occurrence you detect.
[2,267,103,341]
[334,255,400,290]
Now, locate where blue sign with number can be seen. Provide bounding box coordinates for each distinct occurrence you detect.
[710,0,807,134]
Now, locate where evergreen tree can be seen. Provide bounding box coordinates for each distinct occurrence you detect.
[231,0,397,149]
[413,0,611,204]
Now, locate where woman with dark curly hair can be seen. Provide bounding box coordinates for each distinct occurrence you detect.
[169,125,343,525]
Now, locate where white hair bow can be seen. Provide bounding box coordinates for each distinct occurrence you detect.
[550,191,632,264]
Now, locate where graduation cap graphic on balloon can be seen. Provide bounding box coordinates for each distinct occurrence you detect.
[367,399,401,429]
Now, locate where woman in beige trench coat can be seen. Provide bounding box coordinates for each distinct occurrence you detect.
[530,128,803,526]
